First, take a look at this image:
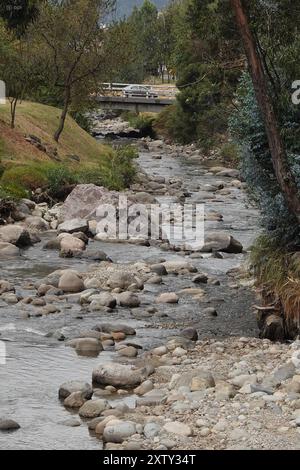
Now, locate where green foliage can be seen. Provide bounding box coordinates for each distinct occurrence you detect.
[0,0,41,36]
[219,142,239,166]
[0,183,29,200]
[1,164,48,190]
[229,73,300,245]
[154,0,242,148]
[41,163,78,196]
[99,145,138,190]
[122,112,156,137]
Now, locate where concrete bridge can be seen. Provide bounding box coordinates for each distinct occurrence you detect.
[95,95,174,113]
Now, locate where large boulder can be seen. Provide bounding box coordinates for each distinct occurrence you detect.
[59,184,123,221]
[92,363,153,388]
[201,232,243,253]
[0,225,31,247]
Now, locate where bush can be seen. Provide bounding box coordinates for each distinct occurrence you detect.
[122,112,156,137]
[219,142,240,166]
[42,163,78,196]
[99,145,138,190]
[1,165,48,191]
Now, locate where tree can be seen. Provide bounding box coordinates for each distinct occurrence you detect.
[230,0,300,223]
[0,24,41,128]
[30,0,115,142]
[0,0,41,36]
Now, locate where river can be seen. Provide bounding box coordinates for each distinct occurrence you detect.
[0,127,260,449]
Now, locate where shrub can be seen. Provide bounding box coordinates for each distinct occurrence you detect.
[122,112,156,137]
[219,142,240,166]
[1,165,48,191]
[99,145,138,190]
[42,163,78,196]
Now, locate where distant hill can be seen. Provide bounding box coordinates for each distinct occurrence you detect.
[115,0,169,17]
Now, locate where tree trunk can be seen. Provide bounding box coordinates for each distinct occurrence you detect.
[230,0,300,222]
[54,86,71,143]
[10,98,18,129]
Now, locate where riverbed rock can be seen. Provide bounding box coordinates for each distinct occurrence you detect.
[155,292,179,304]
[63,391,86,408]
[117,346,138,358]
[192,273,208,284]
[0,419,20,432]
[163,260,197,274]
[179,327,198,341]
[163,421,192,437]
[170,369,215,391]
[150,264,168,276]
[0,242,20,257]
[59,381,93,400]
[103,421,137,443]
[107,272,141,291]
[59,234,86,256]
[24,216,49,231]
[134,380,154,396]
[201,232,243,253]
[93,323,136,336]
[0,224,31,247]
[89,292,117,309]
[78,399,109,418]
[117,292,141,308]
[58,218,88,234]
[58,271,84,293]
[92,363,153,388]
[0,280,15,295]
[74,338,103,356]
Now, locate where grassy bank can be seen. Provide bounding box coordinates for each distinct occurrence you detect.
[0,100,112,165]
[0,101,138,199]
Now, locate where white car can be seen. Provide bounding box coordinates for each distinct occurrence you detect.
[123,85,158,99]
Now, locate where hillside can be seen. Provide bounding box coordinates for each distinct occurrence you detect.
[115,0,169,17]
[0,101,111,168]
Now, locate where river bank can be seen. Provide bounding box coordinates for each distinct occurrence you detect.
[1,119,299,450]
